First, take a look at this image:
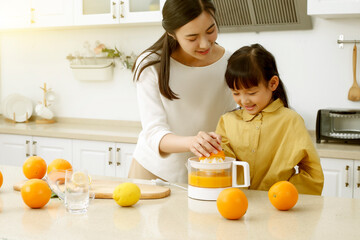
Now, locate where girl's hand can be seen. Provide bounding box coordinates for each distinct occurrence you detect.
[189,131,222,158]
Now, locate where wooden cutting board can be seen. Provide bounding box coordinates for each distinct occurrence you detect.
[13,179,171,199]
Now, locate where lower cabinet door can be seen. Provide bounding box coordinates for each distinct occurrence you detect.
[353,160,360,199]
[0,134,30,166]
[0,134,73,166]
[72,139,116,177]
[32,136,73,165]
[114,143,136,178]
[320,158,353,198]
[72,140,136,178]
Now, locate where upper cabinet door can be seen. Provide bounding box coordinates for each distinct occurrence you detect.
[0,0,31,29]
[74,0,119,25]
[0,0,73,29]
[119,0,164,23]
[308,0,360,18]
[1,0,164,29]
[30,0,73,27]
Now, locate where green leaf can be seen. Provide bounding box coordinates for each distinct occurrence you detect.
[51,191,58,198]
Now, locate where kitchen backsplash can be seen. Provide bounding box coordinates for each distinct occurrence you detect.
[0,17,360,129]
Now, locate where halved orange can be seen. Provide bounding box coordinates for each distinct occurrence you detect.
[199,150,226,160]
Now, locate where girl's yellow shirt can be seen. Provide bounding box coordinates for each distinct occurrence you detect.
[216,99,324,195]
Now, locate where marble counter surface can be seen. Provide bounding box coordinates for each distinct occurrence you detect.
[314,139,360,160]
[0,165,360,240]
[0,116,142,144]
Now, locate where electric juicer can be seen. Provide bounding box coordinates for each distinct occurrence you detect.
[187,156,250,201]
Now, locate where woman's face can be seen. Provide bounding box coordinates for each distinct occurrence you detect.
[173,11,218,64]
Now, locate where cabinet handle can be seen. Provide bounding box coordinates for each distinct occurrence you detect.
[119,1,124,18]
[25,140,30,157]
[108,147,113,165]
[30,8,35,24]
[357,166,360,188]
[345,165,350,187]
[116,148,121,166]
[32,141,37,156]
[112,1,116,19]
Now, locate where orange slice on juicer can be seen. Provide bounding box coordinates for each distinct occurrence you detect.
[199,150,226,161]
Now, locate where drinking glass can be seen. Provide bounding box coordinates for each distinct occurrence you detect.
[51,169,94,214]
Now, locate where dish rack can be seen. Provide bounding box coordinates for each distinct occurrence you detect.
[2,94,33,123]
[5,112,31,123]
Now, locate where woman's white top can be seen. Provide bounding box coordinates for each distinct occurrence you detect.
[133,51,236,183]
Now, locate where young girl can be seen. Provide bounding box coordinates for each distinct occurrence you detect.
[216,44,324,195]
[129,0,235,183]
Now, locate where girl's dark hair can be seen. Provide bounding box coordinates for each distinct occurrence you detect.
[225,43,289,108]
[132,0,217,100]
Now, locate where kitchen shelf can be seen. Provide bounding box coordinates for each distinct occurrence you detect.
[69,58,114,81]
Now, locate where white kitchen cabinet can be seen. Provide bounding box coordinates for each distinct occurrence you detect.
[74,0,164,25]
[74,0,118,25]
[320,158,360,199]
[308,0,360,18]
[30,0,73,27]
[0,0,73,29]
[0,0,162,30]
[32,136,73,164]
[72,139,135,178]
[0,0,30,29]
[119,0,165,24]
[0,134,72,166]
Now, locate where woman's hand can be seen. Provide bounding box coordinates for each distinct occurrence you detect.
[188,131,222,158]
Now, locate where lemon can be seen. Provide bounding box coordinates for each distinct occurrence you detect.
[71,171,88,186]
[113,182,141,207]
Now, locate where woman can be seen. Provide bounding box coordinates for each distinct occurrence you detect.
[129,0,235,183]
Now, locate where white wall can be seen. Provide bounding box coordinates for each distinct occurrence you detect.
[0,25,164,121]
[1,17,360,129]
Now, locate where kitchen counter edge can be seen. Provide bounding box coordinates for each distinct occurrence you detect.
[0,116,142,144]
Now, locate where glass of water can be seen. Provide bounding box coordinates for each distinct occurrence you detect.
[64,170,93,214]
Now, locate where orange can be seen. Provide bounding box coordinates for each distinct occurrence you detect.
[217,188,248,220]
[21,179,51,208]
[199,150,226,161]
[22,156,47,179]
[0,170,3,189]
[47,158,72,174]
[47,169,66,184]
[268,181,298,211]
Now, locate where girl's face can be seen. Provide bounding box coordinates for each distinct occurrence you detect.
[172,11,218,65]
[231,77,279,115]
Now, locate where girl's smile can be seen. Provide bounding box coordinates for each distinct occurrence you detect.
[231,77,279,115]
[244,105,256,111]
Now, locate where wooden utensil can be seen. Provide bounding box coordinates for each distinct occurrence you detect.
[348,43,360,101]
[13,178,171,199]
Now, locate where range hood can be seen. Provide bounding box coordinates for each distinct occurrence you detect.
[213,0,312,32]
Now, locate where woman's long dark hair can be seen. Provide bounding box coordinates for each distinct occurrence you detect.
[225,43,289,108]
[132,0,216,100]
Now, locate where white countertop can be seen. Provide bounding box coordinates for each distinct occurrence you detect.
[0,165,360,240]
[0,116,142,143]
